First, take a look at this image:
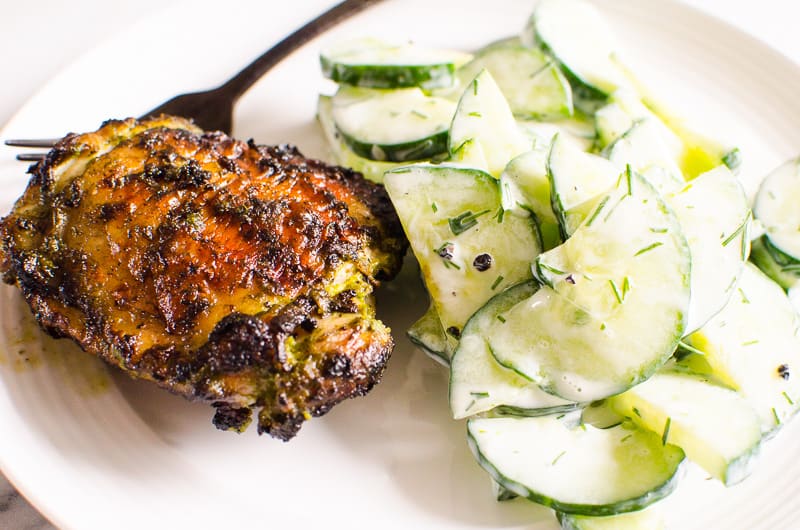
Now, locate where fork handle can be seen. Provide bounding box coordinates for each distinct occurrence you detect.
[221,0,385,100]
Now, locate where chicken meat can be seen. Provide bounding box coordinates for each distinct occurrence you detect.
[0,116,407,440]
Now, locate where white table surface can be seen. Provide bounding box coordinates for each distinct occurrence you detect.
[1,0,798,528]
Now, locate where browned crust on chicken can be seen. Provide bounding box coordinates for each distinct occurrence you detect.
[0,116,406,440]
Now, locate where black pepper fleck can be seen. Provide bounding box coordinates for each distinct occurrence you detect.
[779,364,790,380]
[473,253,493,272]
[446,326,461,339]
[437,243,455,260]
[565,274,576,285]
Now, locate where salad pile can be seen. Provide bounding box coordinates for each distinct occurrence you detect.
[317,0,800,528]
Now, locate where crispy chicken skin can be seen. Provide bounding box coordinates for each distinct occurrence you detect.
[0,116,407,440]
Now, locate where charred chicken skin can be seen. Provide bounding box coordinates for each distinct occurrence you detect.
[0,116,406,441]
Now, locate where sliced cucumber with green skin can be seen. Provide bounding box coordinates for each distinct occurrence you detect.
[547,133,620,238]
[525,0,628,113]
[500,148,562,251]
[669,166,750,334]
[754,157,800,262]
[491,479,518,502]
[611,64,741,178]
[604,118,685,195]
[407,303,449,366]
[449,69,532,177]
[467,415,685,516]
[605,89,683,159]
[331,87,455,162]
[594,102,634,149]
[489,171,690,402]
[317,95,401,183]
[750,237,800,290]
[580,400,625,430]
[557,505,665,530]
[449,282,576,419]
[384,164,541,346]
[609,370,762,486]
[456,44,573,120]
[320,37,471,90]
[686,263,800,435]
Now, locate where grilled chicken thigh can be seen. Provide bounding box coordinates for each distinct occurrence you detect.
[0,116,406,440]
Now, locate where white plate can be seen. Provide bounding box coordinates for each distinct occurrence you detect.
[2,1,800,528]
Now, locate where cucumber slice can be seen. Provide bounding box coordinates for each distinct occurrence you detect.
[491,479,519,502]
[604,118,685,195]
[320,37,470,90]
[526,0,628,113]
[557,505,664,530]
[449,70,531,177]
[604,89,684,162]
[754,157,800,262]
[609,370,762,485]
[500,148,562,250]
[685,263,800,434]
[383,164,541,344]
[407,303,449,366]
[750,237,800,290]
[488,174,690,402]
[467,415,685,516]
[594,102,633,149]
[456,44,573,120]
[611,68,740,178]
[449,282,576,419]
[668,166,751,334]
[316,95,401,182]
[332,87,455,162]
[489,171,690,402]
[580,400,625,430]
[547,133,620,238]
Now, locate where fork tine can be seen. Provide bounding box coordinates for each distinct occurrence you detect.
[5,138,60,148]
[16,153,47,162]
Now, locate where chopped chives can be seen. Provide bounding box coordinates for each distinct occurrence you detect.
[539,262,566,276]
[585,195,610,228]
[449,209,491,235]
[431,202,438,213]
[491,275,504,290]
[470,391,490,399]
[468,111,482,118]
[661,417,672,445]
[772,407,781,425]
[497,315,507,324]
[626,166,633,196]
[721,212,750,247]
[551,451,567,466]
[411,110,429,119]
[738,288,750,304]
[783,391,794,405]
[649,227,668,234]
[609,279,623,304]
[634,242,663,257]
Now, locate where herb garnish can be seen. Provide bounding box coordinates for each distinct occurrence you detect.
[491,275,504,290]
[661,417,672,445]
[449,209,491,235]
[721,212,750,247]
[634,242,663,257]
[585,195,610,228]
[551,451,567,466]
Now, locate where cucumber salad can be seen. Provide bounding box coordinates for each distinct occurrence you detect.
[317,0,800,528]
